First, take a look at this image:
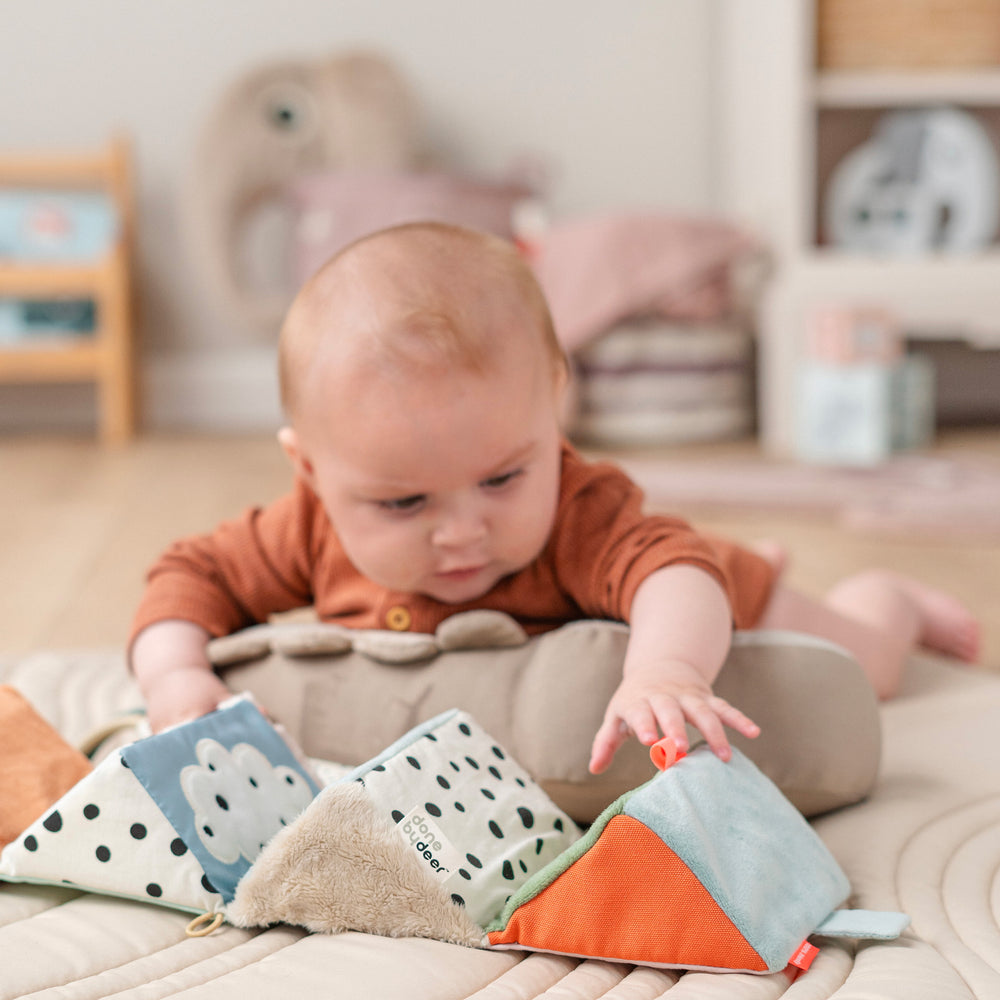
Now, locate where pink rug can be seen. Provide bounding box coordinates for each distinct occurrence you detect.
[618,452,1000,539]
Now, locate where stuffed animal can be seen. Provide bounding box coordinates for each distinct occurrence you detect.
[184,50,423,331]
[826,107,1000,254]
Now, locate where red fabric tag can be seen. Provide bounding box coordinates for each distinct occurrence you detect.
[789,940,820,971]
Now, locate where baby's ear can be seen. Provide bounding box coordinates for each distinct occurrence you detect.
[556,365,579,432]
[277,427,316,485]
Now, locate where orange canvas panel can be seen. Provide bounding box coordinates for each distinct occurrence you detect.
[488,814,766,971]
[0,686,92,849]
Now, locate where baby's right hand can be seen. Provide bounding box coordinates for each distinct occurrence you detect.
[589,659,760,774]
[131,620,227,732]
[141,665,231,733]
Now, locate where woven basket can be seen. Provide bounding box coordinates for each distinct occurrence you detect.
[818,0,1000,69]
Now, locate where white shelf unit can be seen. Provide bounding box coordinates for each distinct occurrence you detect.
[814,69,1000,107]
[718,0,1000,454]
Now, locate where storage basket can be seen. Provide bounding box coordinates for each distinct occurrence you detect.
[817,0,1000,69]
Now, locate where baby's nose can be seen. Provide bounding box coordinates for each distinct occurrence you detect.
[431,503,487,549]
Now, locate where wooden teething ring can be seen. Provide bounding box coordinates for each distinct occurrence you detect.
[186,911,225,937]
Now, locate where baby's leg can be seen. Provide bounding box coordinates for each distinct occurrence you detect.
[758,569,981,700]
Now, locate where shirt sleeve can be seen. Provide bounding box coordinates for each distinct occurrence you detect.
[128,477,321,645]
[549,447,731,623]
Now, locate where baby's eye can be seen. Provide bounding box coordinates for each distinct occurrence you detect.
[377,494,426,514]
[480,469,523,491]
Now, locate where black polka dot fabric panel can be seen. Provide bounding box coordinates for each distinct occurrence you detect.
[3,748,225,912]
[349,710,580,927]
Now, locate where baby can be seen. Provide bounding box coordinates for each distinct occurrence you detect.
[130,222,980,773]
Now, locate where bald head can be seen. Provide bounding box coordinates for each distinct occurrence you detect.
[278,222,565,423]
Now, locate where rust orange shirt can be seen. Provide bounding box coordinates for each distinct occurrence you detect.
[130,444,775,644]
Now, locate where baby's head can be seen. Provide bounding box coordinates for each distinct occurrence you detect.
[277,222,569,605]
[279,221,565,421]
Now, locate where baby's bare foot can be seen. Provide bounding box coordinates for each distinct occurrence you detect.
[891,575,981,664]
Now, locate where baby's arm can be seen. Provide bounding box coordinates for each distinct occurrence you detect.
[129,481,319,732]
[589,564,760,773]
[131,620,232,733]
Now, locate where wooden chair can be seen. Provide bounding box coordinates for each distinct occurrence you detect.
[0,136,137,443]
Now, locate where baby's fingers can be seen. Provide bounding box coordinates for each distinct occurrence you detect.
[590,700,665,773]
[644,695,689,756]
[712,698,761,741]
[589,717,629,775]
[678,696,733,761]
[677,696,760,762]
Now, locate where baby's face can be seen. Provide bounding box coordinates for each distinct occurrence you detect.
[285,343,564,604]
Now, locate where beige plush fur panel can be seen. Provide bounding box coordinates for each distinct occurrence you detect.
[226,780,482,946]
[216,620,881,822]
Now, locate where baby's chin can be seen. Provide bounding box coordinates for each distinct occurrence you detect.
[421,578,500,606]
[417,564,514,606]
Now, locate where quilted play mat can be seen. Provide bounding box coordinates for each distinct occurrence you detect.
[1,647,998,999]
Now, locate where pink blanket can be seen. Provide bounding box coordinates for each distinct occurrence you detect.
[530,213,758,352]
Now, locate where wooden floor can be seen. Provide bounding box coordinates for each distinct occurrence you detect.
[2,429,998,669]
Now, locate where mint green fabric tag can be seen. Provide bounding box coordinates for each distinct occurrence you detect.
[815,908,911,939]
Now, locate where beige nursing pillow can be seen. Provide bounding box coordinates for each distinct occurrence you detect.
[210,613,881,823]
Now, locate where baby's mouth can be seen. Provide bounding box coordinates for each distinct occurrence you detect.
[435,565,486,582]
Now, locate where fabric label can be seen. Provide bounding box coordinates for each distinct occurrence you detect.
[396,806,463,882]
[789,940,820,970]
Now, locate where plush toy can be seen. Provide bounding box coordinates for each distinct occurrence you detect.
[227,708,582,940]
[227,718,905,975]
[15,692,906,976]
[209,614,882,823]
[0,695,319,930]
[185,50,423,331]
[0,669,907,976]
[2,693,903,974]
[826,107,1000,254]
[484,741,908,974]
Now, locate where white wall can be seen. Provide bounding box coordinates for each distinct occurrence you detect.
[0,0,719,430]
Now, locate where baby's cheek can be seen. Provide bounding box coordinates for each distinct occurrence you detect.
[352,531,427,591]
[509,502,557,565]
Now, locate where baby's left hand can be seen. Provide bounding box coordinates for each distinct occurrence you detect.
[588,660,760,774]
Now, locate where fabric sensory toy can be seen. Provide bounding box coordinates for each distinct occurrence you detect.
[0,689,907,973]
[230,712,907,973]
[0,695,320,930]
[486,741,909,973]
[226,709,582,937]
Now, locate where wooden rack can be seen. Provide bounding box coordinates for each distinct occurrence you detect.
[0,137,136,443]
[719,0,1000,454]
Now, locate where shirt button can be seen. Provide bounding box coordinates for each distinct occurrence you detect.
[385,606,412,631]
